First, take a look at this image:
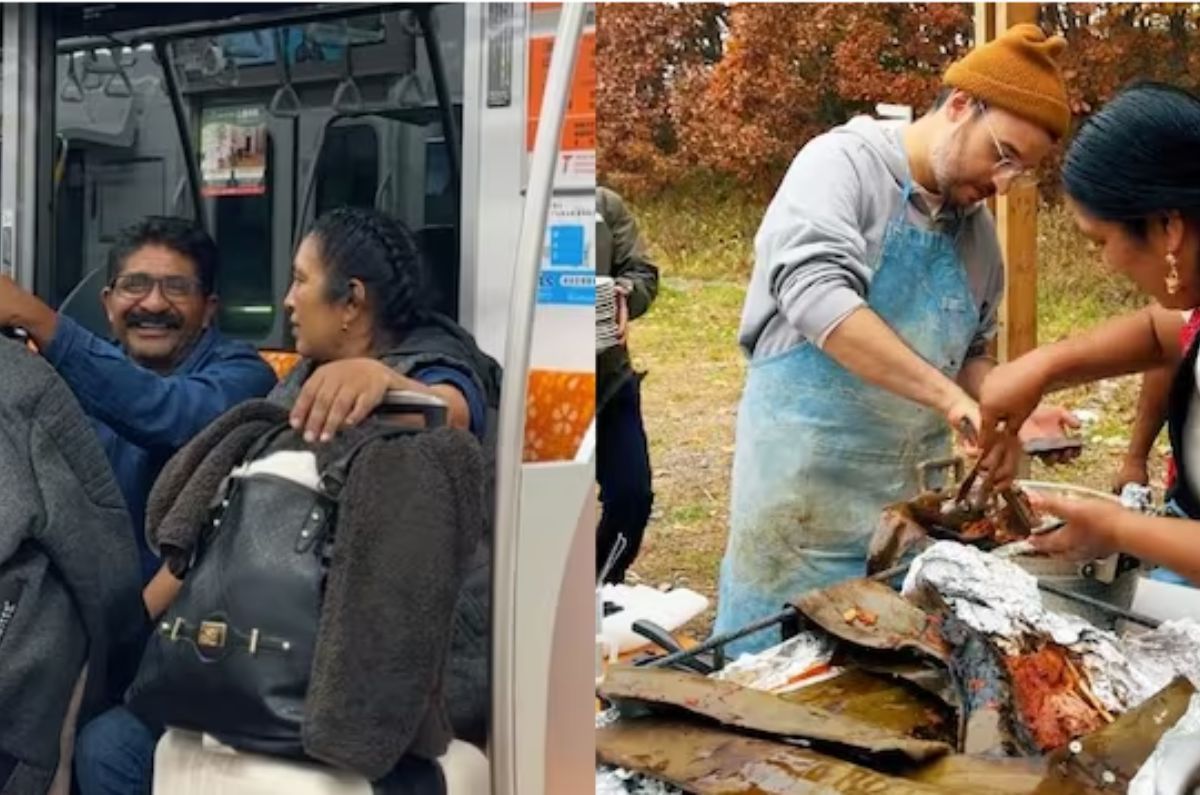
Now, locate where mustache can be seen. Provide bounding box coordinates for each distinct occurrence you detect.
[125,310,182,330]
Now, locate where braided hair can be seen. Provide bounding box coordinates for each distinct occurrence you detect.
[309,207,425,344]
[1064,81,1200,237]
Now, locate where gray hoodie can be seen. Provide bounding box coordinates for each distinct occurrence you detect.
[0,338,143,794]
[739,115,1004,362]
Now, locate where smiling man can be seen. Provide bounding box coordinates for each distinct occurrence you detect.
[715,25,1078,655]
[0,216,276,585]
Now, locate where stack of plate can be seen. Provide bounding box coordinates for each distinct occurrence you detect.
[597,276,620,352]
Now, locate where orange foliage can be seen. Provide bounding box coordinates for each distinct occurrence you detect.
[599,3,1200,198]
[596,3,728,194]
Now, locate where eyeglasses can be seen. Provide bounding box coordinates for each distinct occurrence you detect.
[112,273,202,301]
[976,102,1032,182]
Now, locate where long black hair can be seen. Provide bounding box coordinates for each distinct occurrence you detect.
[1063,81,1200,237]
[308,206,425,342]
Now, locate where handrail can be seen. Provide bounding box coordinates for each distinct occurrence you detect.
[488,5,587,795]
[54,4,387,53]
[154,40,205,232]
[415,6,461,215]
[266,27,301,118]
[291,9,457,249]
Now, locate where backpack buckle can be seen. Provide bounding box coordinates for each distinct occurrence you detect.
[319,470,346,499]
[197,620,228,650]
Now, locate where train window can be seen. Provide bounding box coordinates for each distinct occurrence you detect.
[52,46,185,313]
[314,124,379,216]
[424,138,454,227]
[209,131,275,338]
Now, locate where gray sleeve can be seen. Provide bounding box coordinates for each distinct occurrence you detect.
[30,373,144,658]
[965,216,1005,360]
[757,135,872,343]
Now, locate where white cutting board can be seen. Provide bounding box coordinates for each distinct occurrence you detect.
[1130,575,1200,624]
[598,584,709,654]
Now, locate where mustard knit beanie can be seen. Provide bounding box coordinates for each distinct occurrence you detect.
[944,23,1071,139]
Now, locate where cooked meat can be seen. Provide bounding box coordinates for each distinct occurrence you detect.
[961,518,995,541]
[1004,646,1106,751]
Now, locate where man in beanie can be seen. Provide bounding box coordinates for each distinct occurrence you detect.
[715,24,1078,654]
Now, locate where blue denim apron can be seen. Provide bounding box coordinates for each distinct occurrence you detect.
[714,181,980,656]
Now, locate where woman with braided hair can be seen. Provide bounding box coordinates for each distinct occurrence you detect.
[279,206,499,442]
[277,206,500,758]
[977,82,1200,588]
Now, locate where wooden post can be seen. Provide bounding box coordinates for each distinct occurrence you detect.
[973,1,995,52]
[974,2,1041,362]
[996,171,1039,362]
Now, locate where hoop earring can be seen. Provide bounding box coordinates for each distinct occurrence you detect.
[1166,252,1181,295]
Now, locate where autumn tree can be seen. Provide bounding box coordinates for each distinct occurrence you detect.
[673,4,971,193]
[596,3,727,194]
[1047,3,1200,115]
[599,3,1200,199]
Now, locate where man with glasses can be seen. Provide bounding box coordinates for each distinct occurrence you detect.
[715,26,1079,654]
[0,216,276,587]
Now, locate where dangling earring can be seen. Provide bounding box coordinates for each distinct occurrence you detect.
[1166,252,1181,295]
[341,321,349,332]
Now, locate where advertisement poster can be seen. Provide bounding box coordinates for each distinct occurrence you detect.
[214,31,276,67]
[199,106,268,197]
[285,20,386,65]
[537,194,594,306]
[526,30,596,187]
[178,20,386,77]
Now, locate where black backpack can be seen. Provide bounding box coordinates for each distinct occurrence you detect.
[126,399,447,758]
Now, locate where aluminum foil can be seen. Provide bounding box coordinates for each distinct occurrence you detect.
[595,767,684,795]
[1119,483,1155,513]
[1122,620,1200,693]
[901,542,1197,712]
[712,631,837,693]
[902,541,1045,641]
[1128,692,1200,795]
[596,706,622,729]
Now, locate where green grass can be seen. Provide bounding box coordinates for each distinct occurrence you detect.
[1036,204,1147,344]
[625,175,765,283]
[624,189,1160,631]
[626,279,745,624]
[1029,204,1164,491]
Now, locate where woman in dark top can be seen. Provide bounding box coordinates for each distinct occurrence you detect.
[978,83,1200,587]
[279,205,498,441]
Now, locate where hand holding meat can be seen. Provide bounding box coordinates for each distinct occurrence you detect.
[978,356,1053,465]
[1027,492,1125,560]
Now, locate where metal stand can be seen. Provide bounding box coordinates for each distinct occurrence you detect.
[637,562,911,672]
[631,560,1160,675]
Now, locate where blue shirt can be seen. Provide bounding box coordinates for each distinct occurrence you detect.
[44,315,278,584]
[410,365,487,439]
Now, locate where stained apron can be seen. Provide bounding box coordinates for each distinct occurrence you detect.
[714,181,980,656]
